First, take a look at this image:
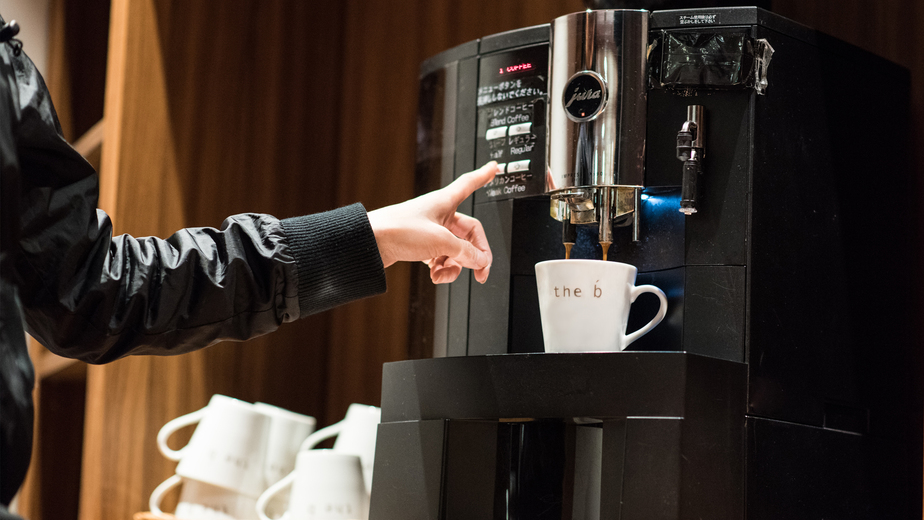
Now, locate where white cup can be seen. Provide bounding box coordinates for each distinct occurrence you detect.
[253,403,317,517]
[256,404,380,520]
[157,394,271,498]
[254,403,317,486]
[535,259,667,352]
[149,474,259,520]
[299,404,380,494]
[257,450,368,520]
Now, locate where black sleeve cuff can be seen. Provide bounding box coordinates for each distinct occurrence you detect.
[280,203,386,317]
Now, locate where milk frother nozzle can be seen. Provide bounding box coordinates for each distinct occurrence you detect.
[678,105,705,215]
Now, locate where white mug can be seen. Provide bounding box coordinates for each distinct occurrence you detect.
[256,450,368,520]
[253,403,317,517]
[535,260,667,352]
[298,404,380,494]
[149,474,258,520]
[157,394,271,497]
[256,404,380,519]
[254,403,317,485]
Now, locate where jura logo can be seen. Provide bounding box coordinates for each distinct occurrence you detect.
[562,72,606,121]
[564,87,602,109]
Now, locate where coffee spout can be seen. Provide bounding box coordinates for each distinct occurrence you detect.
[551,186,640,260]
[598,187,613,261]
[562,219,576,259]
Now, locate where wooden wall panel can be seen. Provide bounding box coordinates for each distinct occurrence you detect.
[80,0,346,518]
[324,0,585,429]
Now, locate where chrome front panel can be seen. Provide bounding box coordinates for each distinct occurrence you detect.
[547,10,649,194]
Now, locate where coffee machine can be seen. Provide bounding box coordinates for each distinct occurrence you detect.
[370,7,921,519]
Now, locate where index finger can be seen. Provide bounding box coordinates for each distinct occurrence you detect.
[446,212,492,267]
[442,162,500,207]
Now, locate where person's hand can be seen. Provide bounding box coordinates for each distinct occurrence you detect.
[367,162,499,284]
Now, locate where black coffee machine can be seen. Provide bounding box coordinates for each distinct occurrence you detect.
[369,7,921,519]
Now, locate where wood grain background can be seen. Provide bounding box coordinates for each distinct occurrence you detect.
[14,1,923,519]
[78,2,593,519]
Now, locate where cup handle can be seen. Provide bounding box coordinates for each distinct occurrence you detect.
[149,474,182,515]
[256,470,296,520]
[624,284,668,347]
[156,409,206,461]
[298,421,344,452]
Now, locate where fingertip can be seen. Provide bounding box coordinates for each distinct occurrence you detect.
[474,265,491,284]
[447,163,498,203]
[479,161,501,182]
[431,264,462,284]
[476,249,490,269]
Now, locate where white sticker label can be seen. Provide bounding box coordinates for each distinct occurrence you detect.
[679,14,718,25]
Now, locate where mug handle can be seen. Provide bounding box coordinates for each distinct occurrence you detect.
[298,420,344,452]
[624,284,668,347]
[256,470,296,520]
[149,474,182,515]
[156,408,206,461]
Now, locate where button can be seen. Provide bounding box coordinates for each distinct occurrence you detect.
[507,160,530,173]
[495,163,506,175]
[486,126,508,140]
[508,122,532,136]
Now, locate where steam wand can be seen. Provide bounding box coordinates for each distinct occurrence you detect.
[677,105,704,215]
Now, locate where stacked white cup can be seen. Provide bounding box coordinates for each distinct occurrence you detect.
[149,395,317,520]
[256,403,382,520]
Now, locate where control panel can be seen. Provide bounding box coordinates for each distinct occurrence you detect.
[475,44,549,201]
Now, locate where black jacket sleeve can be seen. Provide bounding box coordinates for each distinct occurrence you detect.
[9,40,386,365]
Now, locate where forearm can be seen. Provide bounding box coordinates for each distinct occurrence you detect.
[19,203,387,364]
[18,205,302,363]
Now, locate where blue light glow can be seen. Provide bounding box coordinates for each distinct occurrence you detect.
[641,191,679,209]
